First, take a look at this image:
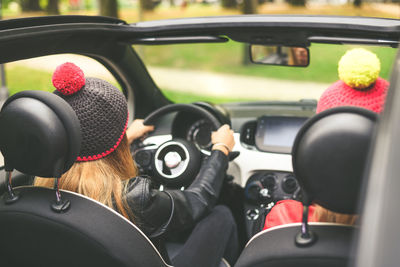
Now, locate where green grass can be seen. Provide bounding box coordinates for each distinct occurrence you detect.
[6,65,123,96]
[4,66,218,103]
[5,65,257,103]
[163,88,258,103]
[7,66,54,96]
[139,43,397,84]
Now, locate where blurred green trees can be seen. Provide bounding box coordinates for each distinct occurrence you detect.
[100,0,118,17]
[20,0,41,11]
[18,0,59,14]
[354,0,362,7]
[242,0,257,14]
[222,0,237,9]
[47,0,59,14]
[288,0,306,6]
[139,0,156,11]
[4,0,390,22]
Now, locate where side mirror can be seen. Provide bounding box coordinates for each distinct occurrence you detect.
[250,45,309,67]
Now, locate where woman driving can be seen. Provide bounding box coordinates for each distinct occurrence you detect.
[34,62,239,267]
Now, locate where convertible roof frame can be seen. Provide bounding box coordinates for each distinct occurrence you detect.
[129,15,400,46]
[0,15,399,55]
[0,15,126,30]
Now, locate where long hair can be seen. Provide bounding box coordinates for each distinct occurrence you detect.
[34,134,137,221]
[312,204,358,225]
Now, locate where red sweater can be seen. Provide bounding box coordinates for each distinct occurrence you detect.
[263,200,316,230]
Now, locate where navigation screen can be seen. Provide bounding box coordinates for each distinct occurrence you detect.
[256,116,308,153]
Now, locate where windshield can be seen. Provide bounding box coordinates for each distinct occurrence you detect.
[136,42,397,104]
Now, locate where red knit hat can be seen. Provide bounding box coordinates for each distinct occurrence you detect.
[316,78,389,114]
[52,62,128,162]
[316,48,389,114]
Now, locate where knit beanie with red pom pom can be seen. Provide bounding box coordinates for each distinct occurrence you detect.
[52,62,128,162]
[316,48,389,114]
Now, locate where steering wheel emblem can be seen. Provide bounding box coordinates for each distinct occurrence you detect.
[154,141,191,179]
[164,151,182,169]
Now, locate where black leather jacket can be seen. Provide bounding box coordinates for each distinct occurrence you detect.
[125,150,228,237]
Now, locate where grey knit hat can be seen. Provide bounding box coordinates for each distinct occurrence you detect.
[52,62,128,162]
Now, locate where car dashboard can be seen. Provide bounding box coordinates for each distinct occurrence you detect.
[141,100,316,238]
[0,99,316,239]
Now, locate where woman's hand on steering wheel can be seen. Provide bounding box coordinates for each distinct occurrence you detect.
[133,104,237,187]
[211,125,235,156]
[127,119,155,145]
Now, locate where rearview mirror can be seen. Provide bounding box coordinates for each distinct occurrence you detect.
[250,45,309,67]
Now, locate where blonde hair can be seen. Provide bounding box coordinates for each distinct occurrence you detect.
[35,134,137,221]
[312,204,357,225]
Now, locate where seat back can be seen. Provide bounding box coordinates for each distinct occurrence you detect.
[235,223,355,267]
[235,107,377,267]
[0,186,171,267]
[0,91,171,266]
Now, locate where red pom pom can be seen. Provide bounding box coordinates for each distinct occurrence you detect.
[52,62,85,95]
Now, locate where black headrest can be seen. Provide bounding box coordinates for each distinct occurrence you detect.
[292,106,377,214]
[0,91,81,177]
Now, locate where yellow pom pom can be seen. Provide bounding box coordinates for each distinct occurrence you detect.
[338,48,381,89]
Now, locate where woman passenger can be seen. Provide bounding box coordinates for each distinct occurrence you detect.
[264,48,389,230]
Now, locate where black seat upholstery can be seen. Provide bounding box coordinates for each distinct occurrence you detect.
[0,91,171,267]
[235,107,377,267]
[236,223,355,267]
[0,186,171,267]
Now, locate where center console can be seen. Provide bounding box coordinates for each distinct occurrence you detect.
[243,171,302,239]
[239,115,308,238]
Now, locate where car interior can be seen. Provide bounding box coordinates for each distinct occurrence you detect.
[0,15,399,266]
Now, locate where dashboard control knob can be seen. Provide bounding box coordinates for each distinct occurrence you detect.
[261,174,277,191]
[259,188,271,200]
[245,181,263,202]
[282,175,298,194]
[240,121,257,146]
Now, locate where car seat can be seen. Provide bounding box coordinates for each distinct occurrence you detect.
[0,91,171,267]
[235,106,377,267]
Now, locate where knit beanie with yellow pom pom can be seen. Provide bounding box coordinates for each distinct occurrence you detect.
[316,48,389,114]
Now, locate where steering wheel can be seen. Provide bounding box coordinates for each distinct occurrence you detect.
[132,104,222,189]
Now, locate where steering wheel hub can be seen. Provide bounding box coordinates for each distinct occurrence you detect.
[164,151,182,169]
[155,141,190,179]
[152,139,201,187]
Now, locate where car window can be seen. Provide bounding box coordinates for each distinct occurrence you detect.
[0,54,122,167]
[5,54,121,96]
[136,42,397,104]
